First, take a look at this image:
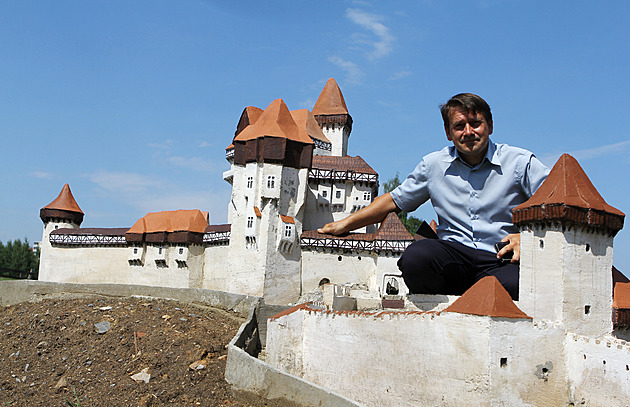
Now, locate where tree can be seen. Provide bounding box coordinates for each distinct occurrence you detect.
[383,173,423,234]
[0,238,39,276]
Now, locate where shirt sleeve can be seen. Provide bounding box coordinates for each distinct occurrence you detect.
[522,155,550,197]
[389,159,431,213]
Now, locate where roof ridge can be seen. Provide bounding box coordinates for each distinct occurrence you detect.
[42,183,83,214]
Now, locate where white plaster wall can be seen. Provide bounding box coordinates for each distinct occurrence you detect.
[321,123,349,157]
[39,221,78,281]
[566,334,630,406]
[202,245,229,290]
[301,250,376,294]
[488,320,568,406]
[520,226,613,337]
[267,310,497,407]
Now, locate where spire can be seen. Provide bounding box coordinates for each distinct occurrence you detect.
[445,276,531,319]
[312,78,349,116]
[513,154,625,235]
[40,184,84,225]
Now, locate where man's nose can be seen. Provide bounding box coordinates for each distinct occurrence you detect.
[463,123,474,135]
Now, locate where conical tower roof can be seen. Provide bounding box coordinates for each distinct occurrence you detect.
[445,276,531,319]
[312,78,349,116]
[234,99,313,144]
[513,154,624,235]
[40,183,84,225]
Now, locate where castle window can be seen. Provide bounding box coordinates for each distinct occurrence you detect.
[364,192,371,200]
[585,244,591,252]
[133,248,138,255]
[267,176,275,189]
[158,247,163,255]
[247,216,254,228]
[179,247,184,255]
[322,190,327,198]
[284,225,292,238]
[247,177,253,188]
[585,305,591,315]
[500,357,507,368]
[336,191,341,199]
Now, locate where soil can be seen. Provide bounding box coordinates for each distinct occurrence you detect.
[0,296,296,407]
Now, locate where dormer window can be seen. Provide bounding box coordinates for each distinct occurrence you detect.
[267,176,275,189]
[247,177,253,188]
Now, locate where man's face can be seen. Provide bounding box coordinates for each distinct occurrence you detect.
[445,107,493,166]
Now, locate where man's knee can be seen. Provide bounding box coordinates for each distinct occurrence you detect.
[397,239,442,275]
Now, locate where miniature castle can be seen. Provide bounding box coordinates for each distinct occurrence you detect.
[38,79,630,405]
[38,78,414,305]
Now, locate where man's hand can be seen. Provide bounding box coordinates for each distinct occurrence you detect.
[497,233,520,263]
[318,219,349,236]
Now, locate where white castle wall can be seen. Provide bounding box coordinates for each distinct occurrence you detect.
[566,334,630,405]
[519,226,614,337]
[321,123,349,157]
[202,245,230,291]
[267,308,573,406]
[301,250,377,294]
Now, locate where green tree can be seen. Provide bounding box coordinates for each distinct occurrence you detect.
[383,173,423,234]
[0,238,39,276]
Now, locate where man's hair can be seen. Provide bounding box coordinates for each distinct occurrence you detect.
[440,93,492,128]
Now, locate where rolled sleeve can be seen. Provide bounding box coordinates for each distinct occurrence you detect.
[390,159,431,213]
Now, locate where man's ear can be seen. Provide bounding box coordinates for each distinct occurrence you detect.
[445,125,452,141]
[488,120,493,135]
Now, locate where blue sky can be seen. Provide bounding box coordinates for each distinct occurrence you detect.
[2,1,630,273]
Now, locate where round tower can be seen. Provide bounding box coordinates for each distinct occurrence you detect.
[39,184,84,281]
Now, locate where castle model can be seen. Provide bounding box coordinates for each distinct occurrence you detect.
[38,78,414,306]
[38,79,630,406]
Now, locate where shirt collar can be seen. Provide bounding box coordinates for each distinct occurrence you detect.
[444,140,500,167]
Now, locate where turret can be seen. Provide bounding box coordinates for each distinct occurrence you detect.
[513,154,625,336]
[312,78,352,157]
[39,183,84,281]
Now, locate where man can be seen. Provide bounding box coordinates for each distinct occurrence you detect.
[317,93,549,299]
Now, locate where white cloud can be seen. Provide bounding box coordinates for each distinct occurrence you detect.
[538,140,630,167]
[166,155,217,173]
[328,56,363,85]
[199,141,212,148]
[90,171,162,194]
[346,8,395,60]
[390,70,412,80]
[31,171,55,180]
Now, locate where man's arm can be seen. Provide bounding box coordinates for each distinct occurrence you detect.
[317,193,400,236]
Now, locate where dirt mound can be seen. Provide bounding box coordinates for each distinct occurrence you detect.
[0,296,294,406]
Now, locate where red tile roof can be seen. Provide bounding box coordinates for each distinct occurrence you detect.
[234,106,264,137]
[233,99,313,144]
[513,154,624,234]
[280,215,295,224]
[311,155,377,175]
[42,184,83,214]
[445,276,531,319]
[254,207,262,218]
[290,109,331,144]
[614,282,630,309]
[312,78,349,116]
[374,213,414,241]
[128,209,209,234]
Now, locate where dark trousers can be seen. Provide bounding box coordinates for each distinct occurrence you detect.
[397,239,519,300]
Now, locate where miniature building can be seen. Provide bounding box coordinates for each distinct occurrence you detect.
[38,78,413,305]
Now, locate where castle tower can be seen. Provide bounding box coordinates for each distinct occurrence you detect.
[39,183,84,280]
[513,154,625,336]
[228,98,314,304]
[312,78,352,157]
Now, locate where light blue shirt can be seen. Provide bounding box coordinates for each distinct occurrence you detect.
[390,141,550,253]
